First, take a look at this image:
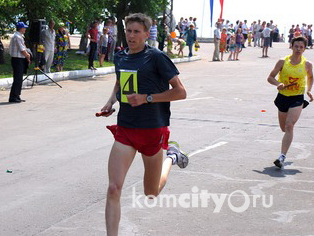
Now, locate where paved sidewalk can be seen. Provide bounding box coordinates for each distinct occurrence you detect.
[0,56,200,89]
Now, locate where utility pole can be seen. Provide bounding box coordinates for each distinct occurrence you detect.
[163,0,174,32]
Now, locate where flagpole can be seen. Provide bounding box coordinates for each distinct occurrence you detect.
[201,0,206,38]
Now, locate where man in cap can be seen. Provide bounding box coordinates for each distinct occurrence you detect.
[8,22,31,103]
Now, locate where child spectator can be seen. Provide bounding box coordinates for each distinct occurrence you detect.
[98,27,109,67]
[37,44,45,71]
[175,37,186,57]
[166,34,174,55]
[228,34,236,61]
[248,31,252,46]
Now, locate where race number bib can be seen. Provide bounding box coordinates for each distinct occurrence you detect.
[120,70,138,103]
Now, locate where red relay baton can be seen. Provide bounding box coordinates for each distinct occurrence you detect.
[95,108,116,117]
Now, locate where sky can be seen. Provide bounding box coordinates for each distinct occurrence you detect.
[173,0,314,38]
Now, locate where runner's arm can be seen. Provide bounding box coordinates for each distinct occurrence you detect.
[267,59,285,90]
[127,75,186,107]
[101,80,119,114]
[306,61,314,101]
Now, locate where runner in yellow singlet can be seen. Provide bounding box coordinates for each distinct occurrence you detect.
[267,36,313,168]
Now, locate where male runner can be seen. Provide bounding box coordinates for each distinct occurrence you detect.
[100,13,189,236]
[267,36,313,168]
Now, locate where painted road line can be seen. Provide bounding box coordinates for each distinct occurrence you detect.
[189,141,228,157]
[173,96,214,103]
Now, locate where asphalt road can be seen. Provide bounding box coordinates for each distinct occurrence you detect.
[1,42,314,236]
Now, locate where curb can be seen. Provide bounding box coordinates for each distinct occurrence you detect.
[0,55,201,89]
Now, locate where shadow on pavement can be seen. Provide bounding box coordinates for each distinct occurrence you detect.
[0,102,13,106]
[252,162,302,178]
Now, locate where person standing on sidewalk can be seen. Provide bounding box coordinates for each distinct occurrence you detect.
[262,23,272,57]
[267,36,313,168]
[8,22,31,103]
[41,19,55,73]
[254,20,262,47]
[108,18,117,62]
[101,13,189,236]
[87,21,98,70]
[184,24,197,57]
[212,22,221,61]
[148,19,158,47]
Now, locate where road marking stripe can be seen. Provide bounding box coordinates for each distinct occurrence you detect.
[189,141,228,157]
[173,96,214,103]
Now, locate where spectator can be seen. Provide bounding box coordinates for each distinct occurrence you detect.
[87,21,98,70]
[269,20,275,47]
[301,23,307,37]
[109,17,117,61]
[148,19,158,47]
[8,22,31,103]
[262,23,271,57]
[175,37,186,57]
[53,23,70,72]
[181,19,188,35]
[288,25,295,48]
[41,19,55,73]
[177,17,184,37]
[220,28,227,61]
[193,18,198,29]
[184,24,197,57]
[166,34,174,55]
[307,25,313,49]
[242,20,248,48]
[104,19,113,61]
[228,34,236,61]
[273,25,279,42]
[98,27,109,67]
[187,17,193,27]
[235,27,244,60]
[158,21,167,51]
[260,21,266,47]
[248,31,253,46]
[212,22,221,61]
[295,24,301,37]
[279,34,285,42]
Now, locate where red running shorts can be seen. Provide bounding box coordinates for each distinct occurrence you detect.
[106,125,170,156]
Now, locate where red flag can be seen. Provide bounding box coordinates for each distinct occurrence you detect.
[219,0,224,20]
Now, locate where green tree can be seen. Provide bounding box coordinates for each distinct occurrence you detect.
[0,0,170,61]
[105,0,168,47]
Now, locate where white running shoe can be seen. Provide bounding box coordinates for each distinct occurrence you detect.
[274,154,285,169]
[167,141,189,169]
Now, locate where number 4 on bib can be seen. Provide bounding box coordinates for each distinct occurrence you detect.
[120,70,138,103]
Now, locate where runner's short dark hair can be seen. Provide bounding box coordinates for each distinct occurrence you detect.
[291,36,308,47]
[125,13,152,32]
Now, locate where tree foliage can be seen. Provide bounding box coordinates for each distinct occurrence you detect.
[0,0,169,45]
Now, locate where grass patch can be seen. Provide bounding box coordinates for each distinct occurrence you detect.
[0,49,114,79]
[0,48,189,79]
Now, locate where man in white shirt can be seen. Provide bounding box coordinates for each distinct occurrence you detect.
[187,17,194,28]
[301,23,307,37]
[148,19,158,47]
[41,19,55,73]
[242,20,249,48]
[212,22,221,61]
[254,20,262,47]
[9,22,31,103]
